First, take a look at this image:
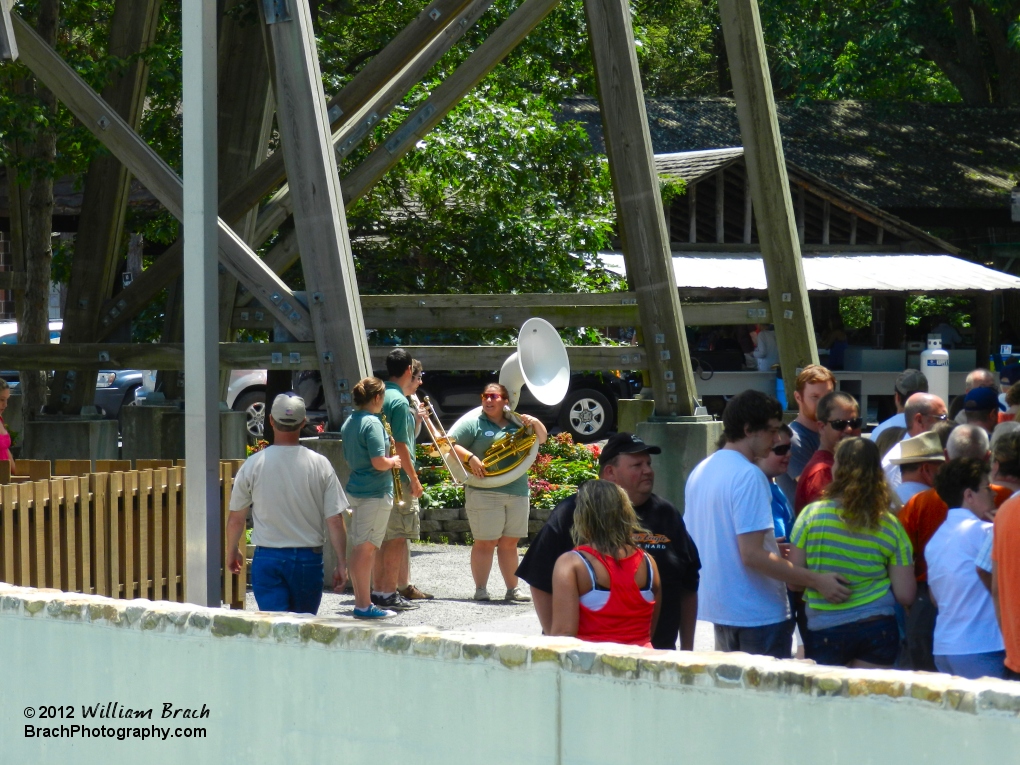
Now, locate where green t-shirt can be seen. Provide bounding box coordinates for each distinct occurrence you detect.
[790,499,913,612]
[340,409,393,498]
[383,381,415,482]
[449,412,529,497]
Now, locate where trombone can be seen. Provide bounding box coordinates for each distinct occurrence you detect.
[410,394,469,485]
[379,413,408,509]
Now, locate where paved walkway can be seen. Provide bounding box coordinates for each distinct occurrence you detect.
[245,541,717,650]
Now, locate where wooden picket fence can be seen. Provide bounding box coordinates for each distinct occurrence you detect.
[0,461,247,608]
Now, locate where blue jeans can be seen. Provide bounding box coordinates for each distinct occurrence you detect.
[934,651,1007,680]
[714,619,795,659]
[250,547,324,614]
[804,615,899,667]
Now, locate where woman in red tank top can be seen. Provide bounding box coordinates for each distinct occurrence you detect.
[550,480,661,647]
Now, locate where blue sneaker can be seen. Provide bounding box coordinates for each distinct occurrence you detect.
[353,604,397,620]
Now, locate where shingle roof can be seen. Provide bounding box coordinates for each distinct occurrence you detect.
[562,98,1020,212]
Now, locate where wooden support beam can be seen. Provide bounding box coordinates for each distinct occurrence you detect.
[716,169,725,244]
[3,343,650,372]
[341,0,562,208]
[849,213,858,245]
[250,0,493,251]
[93,0,492,333]
[10,12,313,342]
[718,0,817,406]
[821,199,831,245]
[743,173,753,244]
[48,0,162,415]
[261,0,372,426]
[584,0,698,416]
[0,0,17,60]
[688,183,697,243]
[220,0,479,223]
[235,297,772,329]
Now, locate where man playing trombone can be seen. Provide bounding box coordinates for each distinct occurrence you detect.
[370,349,430,611]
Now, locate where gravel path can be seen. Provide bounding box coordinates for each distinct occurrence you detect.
[245,541,717,649]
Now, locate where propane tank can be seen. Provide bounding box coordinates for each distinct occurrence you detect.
[920,334,950,407]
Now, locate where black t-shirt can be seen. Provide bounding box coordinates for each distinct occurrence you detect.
[516,492,701,650]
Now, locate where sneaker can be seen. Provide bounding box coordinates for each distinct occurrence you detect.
[505,587,531,603]
[399,584,435,601]
[375,592,420,611]
[473,587,491,601]
[352,604,396,620]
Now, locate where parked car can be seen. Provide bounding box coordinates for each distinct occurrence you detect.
[225,366,635,443]
[0,320,153,419]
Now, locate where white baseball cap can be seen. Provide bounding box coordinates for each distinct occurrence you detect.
[270,393,306,427]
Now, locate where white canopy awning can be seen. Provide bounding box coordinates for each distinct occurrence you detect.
[596,252,1020,292]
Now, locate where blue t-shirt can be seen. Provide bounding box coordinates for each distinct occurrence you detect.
[340,409,392,498]
[769,481,794,541]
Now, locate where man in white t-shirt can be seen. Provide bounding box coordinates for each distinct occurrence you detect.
[226,394,349,614]
[685,389,851,659]
[870,368,928,441]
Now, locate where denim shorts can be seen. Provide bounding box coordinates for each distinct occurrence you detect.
[804,615,899,667]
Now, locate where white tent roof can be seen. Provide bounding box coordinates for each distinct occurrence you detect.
[595,252,1020,292]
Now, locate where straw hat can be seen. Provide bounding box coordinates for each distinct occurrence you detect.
[886,431,945,465]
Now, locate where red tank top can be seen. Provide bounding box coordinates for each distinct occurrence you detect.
[0,415,9,462]
[574,545,655,648]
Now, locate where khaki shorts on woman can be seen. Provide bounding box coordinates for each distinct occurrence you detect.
[464,487,530,541]
[348,495,394,548]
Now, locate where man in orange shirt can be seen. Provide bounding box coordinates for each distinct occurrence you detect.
[900,425,1015,671]
[989,430,1020,680]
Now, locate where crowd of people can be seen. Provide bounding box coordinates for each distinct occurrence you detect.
[225,350,1019,682]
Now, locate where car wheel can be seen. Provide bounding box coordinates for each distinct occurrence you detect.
[234,391,267,440]
[558,388,613,443]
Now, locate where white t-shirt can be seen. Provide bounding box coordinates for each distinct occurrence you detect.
[926,508,1004,656]
[230,445,348,548]
[684,449,791,627]
[895,480,929,505]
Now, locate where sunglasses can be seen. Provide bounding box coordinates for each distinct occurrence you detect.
[924,412,948,421]
[827,417,863,430]
[481,393,505,401]
[413,373,424,380]
[772,443,792,456]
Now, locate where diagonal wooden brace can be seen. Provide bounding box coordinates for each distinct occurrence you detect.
[10,12,313,341]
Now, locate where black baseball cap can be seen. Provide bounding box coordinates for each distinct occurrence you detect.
[599,432,662,468]
[895,369,928,397]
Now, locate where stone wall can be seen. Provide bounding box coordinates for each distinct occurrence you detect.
[420,505,553,544]
[1,583,1018,764]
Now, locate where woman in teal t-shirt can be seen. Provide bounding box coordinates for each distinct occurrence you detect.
[341,377,401,620]
[449,383,547,602]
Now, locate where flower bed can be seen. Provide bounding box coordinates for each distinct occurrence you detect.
[417,433,600,543]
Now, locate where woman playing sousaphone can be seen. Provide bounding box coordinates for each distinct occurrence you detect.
[450,382,547,602]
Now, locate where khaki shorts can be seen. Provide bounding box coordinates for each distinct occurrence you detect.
[384,478,420,541]
[348,495,393,548]
[464,487,530,541]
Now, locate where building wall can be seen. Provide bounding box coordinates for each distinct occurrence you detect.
[1,584,1018,765]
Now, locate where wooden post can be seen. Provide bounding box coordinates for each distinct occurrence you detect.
[718,0,818,404]
[821,199,831,245]
[715,169,725,244]
[10,12,314,341]
[688,183,697,243]
[261,0,372,427]
[583,0,698,416]
[48,0,162,415]
[743,172,753,243]
[973,292,993,368]
[93,0,494,340]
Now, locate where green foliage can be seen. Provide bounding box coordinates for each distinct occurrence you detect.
[906,295,972,328]
[840,296,873,330]
[419,481,465,510]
